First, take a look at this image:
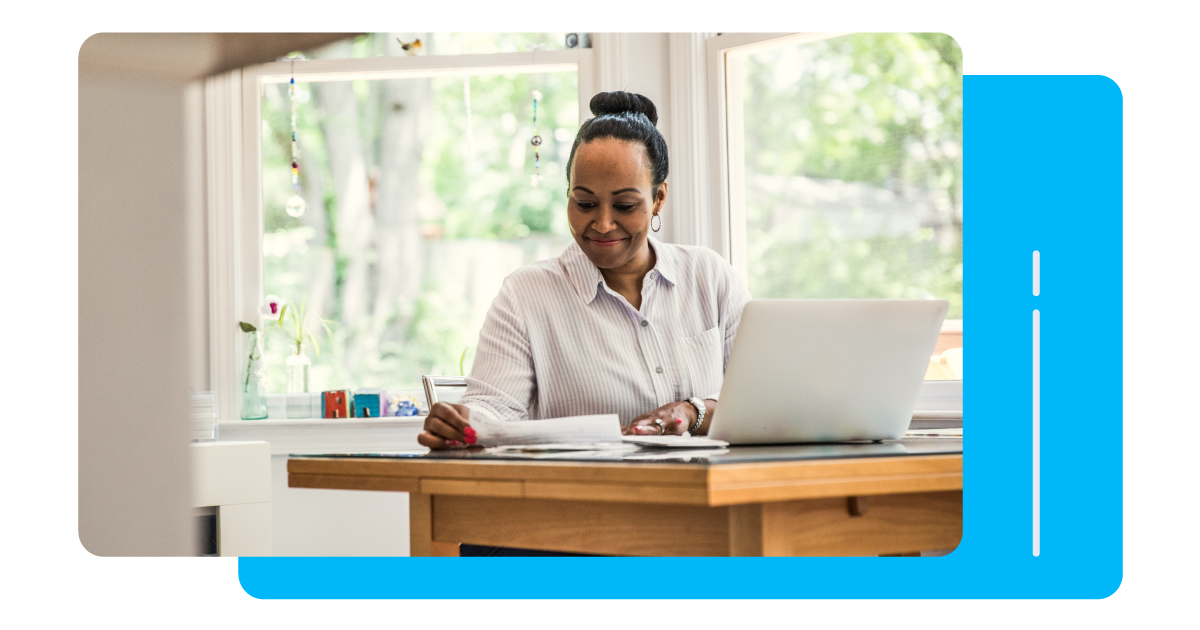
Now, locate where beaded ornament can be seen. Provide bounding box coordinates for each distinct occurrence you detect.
[285,59,307,218]
[530,90,543,187]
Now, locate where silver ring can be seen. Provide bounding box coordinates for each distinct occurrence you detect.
[653,419,666,434]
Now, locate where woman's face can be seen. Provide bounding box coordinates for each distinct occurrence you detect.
[567,138,667,273]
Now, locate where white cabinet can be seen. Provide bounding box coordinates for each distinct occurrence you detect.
[219,418,424,556]
[191,441,272,556]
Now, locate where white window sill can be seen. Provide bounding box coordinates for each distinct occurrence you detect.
[214,380,960,455]
[915,380,963,416]
[218,417,426,456]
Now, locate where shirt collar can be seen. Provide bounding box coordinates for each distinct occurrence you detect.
[560,235,677,306]
[647,236,679,287]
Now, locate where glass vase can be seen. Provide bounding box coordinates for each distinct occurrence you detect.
[240,330,269,420]
[286,343,311,393]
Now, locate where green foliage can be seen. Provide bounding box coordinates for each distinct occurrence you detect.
[745,33,961,186]
[275,295,332,355]
[422,70,578,239]
[741,33,962,317]
[748,223,964,318]
[263,56,578,391]
[459,347,473,377]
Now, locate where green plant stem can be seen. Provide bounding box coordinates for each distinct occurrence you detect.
[244,331,258,390]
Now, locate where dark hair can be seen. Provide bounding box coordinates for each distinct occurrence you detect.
[566,91,669,194]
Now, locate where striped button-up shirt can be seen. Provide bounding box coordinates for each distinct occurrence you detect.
[461,236,751,426]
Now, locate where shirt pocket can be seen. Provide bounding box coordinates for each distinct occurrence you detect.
[675,326,724,399]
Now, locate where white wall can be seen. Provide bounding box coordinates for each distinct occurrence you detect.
[270,456,410,556]
[592,34,685,244]
[621,33,672,125]
[78,33,357,557]
[79,36,200,556]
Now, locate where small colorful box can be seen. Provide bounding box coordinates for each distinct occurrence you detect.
[322,390,354,419]
[353,388,388,418]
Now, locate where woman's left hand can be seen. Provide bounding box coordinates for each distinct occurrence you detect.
[623,401,697,436]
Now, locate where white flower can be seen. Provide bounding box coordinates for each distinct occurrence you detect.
[260,295,283,321]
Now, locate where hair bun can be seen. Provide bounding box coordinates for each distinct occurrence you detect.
[589,91,659,126]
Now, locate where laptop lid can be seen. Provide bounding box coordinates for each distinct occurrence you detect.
[707,299,948,444]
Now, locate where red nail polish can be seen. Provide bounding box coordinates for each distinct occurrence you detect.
[447,440,460,447]
[464,426,476,438]
[464,434,476,445]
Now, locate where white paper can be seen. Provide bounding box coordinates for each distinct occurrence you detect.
[489,443,638,453]
[904,428,964,438]
[620,435,729,449]
[622,448,731,460]
[466,406,623,447]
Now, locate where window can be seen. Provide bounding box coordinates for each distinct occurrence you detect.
[716,33,963,381]
[249,34,589,394]
[304,32,574,58]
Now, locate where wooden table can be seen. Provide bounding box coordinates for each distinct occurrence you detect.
[288,443,962,557]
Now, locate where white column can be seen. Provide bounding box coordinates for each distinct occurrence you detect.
[79,34,203,556]
[667,33,714,248]
[592,33,629,92]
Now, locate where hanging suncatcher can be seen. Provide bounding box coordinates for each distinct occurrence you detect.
[530,90,543,187]
[285,59,307,217]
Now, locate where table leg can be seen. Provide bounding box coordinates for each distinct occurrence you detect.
[430,542,460,556]
[727,504,766,556]
[409,492,433,557]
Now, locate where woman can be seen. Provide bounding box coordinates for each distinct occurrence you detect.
[418,91,750,449]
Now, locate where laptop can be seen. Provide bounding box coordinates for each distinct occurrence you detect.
[706,299,948,444]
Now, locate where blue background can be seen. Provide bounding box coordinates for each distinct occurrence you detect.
[4,73,1195,624]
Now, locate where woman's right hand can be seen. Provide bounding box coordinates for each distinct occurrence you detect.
[417,402,477,449]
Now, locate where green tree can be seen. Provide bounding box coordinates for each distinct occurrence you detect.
[741,33,962,317]
[261,33,577,392]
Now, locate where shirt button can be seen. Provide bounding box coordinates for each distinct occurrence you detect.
[640,320,649,328]
[655,366,664,374]
[649,271,657,279]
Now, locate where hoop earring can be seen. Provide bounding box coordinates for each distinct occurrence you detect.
[651,212,661,233]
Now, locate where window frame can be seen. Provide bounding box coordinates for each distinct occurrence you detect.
[206,47,596,420]
[704,32,849,282]
[706,33,964,406]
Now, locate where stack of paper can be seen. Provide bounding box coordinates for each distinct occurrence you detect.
[490,443,638,453]
[620,435,729,449]
[467,407,624,447]
[465,407,732,451]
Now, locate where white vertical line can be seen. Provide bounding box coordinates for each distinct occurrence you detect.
[1033,308,1040,557]
[1033,250,1040,296]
